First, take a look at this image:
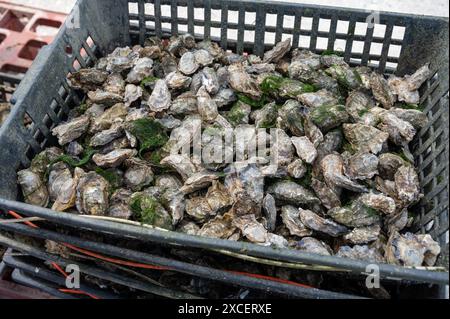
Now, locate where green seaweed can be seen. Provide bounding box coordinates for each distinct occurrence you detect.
[94,167,122,193]
[140,76,159,88]
[396,102,424,111]
[128,118,169,157]
[226,104,247,126]
[321,50,344,57]
[260,75,284,94]
[130,193,159,225]
[237,93,267,109]
[361,203,380,218]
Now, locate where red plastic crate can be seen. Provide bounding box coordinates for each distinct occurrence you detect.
[0,1,66,81]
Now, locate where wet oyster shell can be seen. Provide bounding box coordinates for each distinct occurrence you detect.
[124,84,143,107]
[343,225,381,245]
[326,64,362,90]
[291,136,317,164]
[295,237,333,256]
[377,112,416,146]
[359,192,396,215]
[388,64,430,104]
[337,245,385,263]
[90,122,124,147]
[197,86,219,123]
[281,205,313,237]
[343,152,379,180]
[386,231,440,267]
[165,71,192,90]
[327,200,381,228]
[304,117,324,148]
[321,154,368,193]
[378,153,407,181]
[262,194,277,232]
[169,91,198,115]
[76,171,109,215]
[147,79,171,112]
[103,73,126,95]
[311,178,341,210]
[92,149,137,168]
[232,214,268,243]
[345,90,376,123]
[263,38,291,63]
[179,51,199,75]
[17,169,49,207]
[130,192,172,230]
[180,171,219,194]
[388,108,428,129]
[394,165,421,205]
[52,115,90,145]
[309,104,349,132]
[227,63,262,99]
[201,67,220,95]
[299,208,348,237]
[343,123,389,154]
[287,158,307,179]
[370,73,395,109]
[298,89,339,109]
[271,128,295,166]
[160,154,198,181]
[123,157,154,191]
[214,88,237,108]
[276,100,305,136]
[90,103,128,133]
[178,221,200,236]
[68,69,108,91]
[267,180,320,205]
[108,188,133,219]
[66,141,84,157]
[87,89,123,106]
[251,102,278,128]
[197,213,236,239]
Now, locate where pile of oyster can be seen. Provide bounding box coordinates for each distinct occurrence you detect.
[17,34,441,267]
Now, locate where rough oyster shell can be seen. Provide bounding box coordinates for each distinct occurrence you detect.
[370,73,395,109]
[295,237,333,256]
[343,152,379,180]
[180,171,219,194]
[299,208,348,237]
[123,157,154,191]
[17,169,49,207]
[214,88,237,108]
[87,89,123,106]
[232,214,268,243]
[271,128,295,166]
[108,188,133,219]
[76,171,109,215]
[287,158,307,179]
[179,51,199,75]
[291,136,317,164]
[197,86,219,123]
[276,100,305,136]
[197,213,236,239]
[201,67,220,95]
[326,64,362,90]
[90,122,124,147]
[92,149,137,168]
[343,225,381,244]
[311,178,341,210]
[262,194,277,232]
[68,69,108,91]
[298,89,339,109]
[227,63,262,99]
[169,91,198,115]
[103,73,125,95]
[90,103,128,134]
[267,180,319,205]
[165,71,192,90]
[343,123,389,154]
[147,79,171,112]
[251,102,278,128]
[358,192,396,215]
[388,108,428,129]
[378,153,407,180]
[309,104,349,132]
[388,64,430,104]
[263,38,291,63]
[336,245,385,263]
[327,200,381,227]
[321,154,368,193]
[160,154,198,181]
[394,165,421,205]
[52,115,90,145]
[281,205,313,237]
[345,90,376,123]
[377,112,416,146]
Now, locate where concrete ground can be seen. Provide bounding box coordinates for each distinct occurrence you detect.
[5,0,450,17]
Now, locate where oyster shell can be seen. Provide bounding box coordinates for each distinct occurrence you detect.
[179,51,199,75]
[327,200,381,227]
[197,213,236,239]
[123,157,154,191]
[226,101,251,127]
[90,122,123,147]
[320,154,368,193]
[343,152,379,180]
[386,231,440,266]
[295,237,333,256]
[214,88,237,108]
[377,112,416,146]
[124,84,143,107]
[358,192,396,215]
[388,108,428,129]
[87,89,123,106]
[232,214,268,243]
[66,141,84,157]
[388,64,430,104]
[288,50,321,81]
[291,136,317,164]
[263,38,291,63]
[299,208,348,237]
[311,178,341,210]
[108,188,133,219]
[228,63,262,99]
[90,103,128,133]
[197,86,219,123]
[336,245,385,263]
[180,171,219,194]
[129,192,172,230]
[343,225,381,244]
[178,221,200,235]
[281,205,313,237]
[325,64,362,90]
[262,194,277,232]
[343,123,389,154]
[298,89,339,109]
[271,128,295,166]
[378,153,407,180]
[52,115,90,145]
[92,149,137,168]
[304,117,324,148]
[267,180,319,205]
[160,154,198,181]
[165,71,192,90]
[394,165,421,205]
[17,169,49,207]
[287,158,307,179]
[309,104,349,132]
[201,67,220,95]
[251,102,278,128]
[370,73,395,109]
[76,171,109,215]
[147,79,171,112]
[68,69,108,91]
[169,91,198,115]
[103,73,126,95]
[276,100,305,136]
[345,90,376,123]
[194,49,214,66]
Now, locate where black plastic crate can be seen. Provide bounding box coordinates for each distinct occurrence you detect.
[0,0,448,297]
